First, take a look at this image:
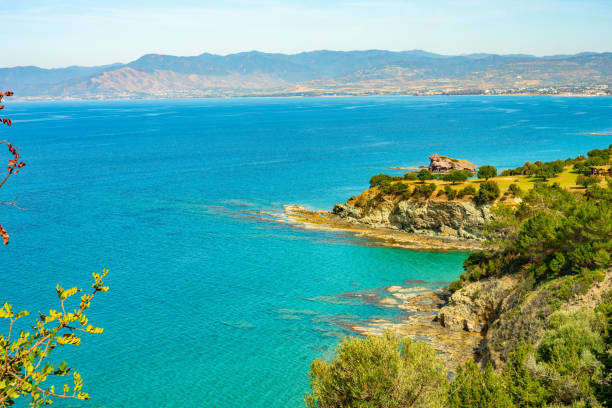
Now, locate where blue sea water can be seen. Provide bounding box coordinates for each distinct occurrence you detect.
[1,96,611,407]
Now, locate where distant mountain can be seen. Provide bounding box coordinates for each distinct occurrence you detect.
[1,50,610,99]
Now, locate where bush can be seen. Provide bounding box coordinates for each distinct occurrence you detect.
[305,331,449,408]
[403,172,417,181]
[475,180,500,204]
[413,183,436,199]
[443,170,471,185]
[477,165,498,181]
[369,173,392,188]
[576,175,600,188]
[444,185,457,200]
[417,169,435,183]
[448,361,515,408]
[508,183,522,197]
[457,185,477,198]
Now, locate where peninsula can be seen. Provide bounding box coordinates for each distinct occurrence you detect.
[302,145,612,407]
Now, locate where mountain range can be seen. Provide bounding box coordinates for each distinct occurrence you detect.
[2,50,611,99]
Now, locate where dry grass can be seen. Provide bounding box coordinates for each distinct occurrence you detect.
[350,166,607,205]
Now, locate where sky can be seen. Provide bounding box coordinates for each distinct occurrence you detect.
[3,0,612,68]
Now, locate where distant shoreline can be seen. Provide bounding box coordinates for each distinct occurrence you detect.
[12,93,612,102]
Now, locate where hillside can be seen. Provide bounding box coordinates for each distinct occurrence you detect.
[2,50,611,99]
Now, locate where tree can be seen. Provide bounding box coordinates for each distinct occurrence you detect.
[0,271,109,407]
[477,165,497,181]
[416,169,435,183]
[369,174,392,188]
[0,91,25,245]
[305,331,449,408]
[0,92,107,407]
[534,163,560,181]
[443,170,470,185]
[576,175,600,189]
[475,181,500,204]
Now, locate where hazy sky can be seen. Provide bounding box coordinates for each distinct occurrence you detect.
[4,0,612,68]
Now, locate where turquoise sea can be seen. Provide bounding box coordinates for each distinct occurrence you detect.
[2,96,612,407]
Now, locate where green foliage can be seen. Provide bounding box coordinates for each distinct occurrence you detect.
[457,185,476,198]
[369,173,392,188]
[403,172,417,181]
[412,183,436,199]
[475,181,500,204]
[0,270,109,407]
[535,309,607,406]
[502,344,550,407]
[447,308,611,408]
[443,170,471,185]
[304,331,449,408]
[477,165,498,181]
[508,183,522,197]
[458,182,612,284]
[576,175,601,188]
[379,181,411,195]
[448,361,515,408]
[444,185,457,200]
[501,159,566,178]
[417,169,435,183]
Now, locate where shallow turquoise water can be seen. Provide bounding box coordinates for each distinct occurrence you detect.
[1,96,611,407]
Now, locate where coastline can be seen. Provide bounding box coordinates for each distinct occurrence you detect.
[279,204,485,252]
[338,283,482,370]
[12,92,612,102]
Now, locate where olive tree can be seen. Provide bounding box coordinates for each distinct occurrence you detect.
[477,165,497,181]
[443,170,470,185]
[417,169,435,184]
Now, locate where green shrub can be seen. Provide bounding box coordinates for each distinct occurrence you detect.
[457,185,477,198]
[305,331,449,408]
[502,344,550,407]
[444,185,457,200]
[413,183,436,199]
[369,173,392,188]
[508,183,522,197]
[404,172,417,181]
[576,175,601,188]
[417,169,435,183]
[448,361,515,408]
[475,181,500,204]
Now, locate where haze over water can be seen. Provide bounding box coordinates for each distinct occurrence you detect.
[1,96,611,407]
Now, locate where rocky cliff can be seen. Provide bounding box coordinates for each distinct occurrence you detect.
[333,196,493,241]
[437,269,612,367]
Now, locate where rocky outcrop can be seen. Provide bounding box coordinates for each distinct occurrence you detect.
[436,269,612,367]
[437,275,521,332]
[429,154,477,173]
[333,198,493,240]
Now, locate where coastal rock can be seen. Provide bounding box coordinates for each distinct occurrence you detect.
[437,275,520,332]
[334,198,492,240]
[332,203,363,219]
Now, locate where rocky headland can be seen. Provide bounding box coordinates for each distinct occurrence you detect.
[281,189,493,252]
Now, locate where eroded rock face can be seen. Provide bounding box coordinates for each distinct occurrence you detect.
[437,275,520,333]
[333,198,492,240]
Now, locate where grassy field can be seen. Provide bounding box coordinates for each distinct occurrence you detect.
[351,166,606,205]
